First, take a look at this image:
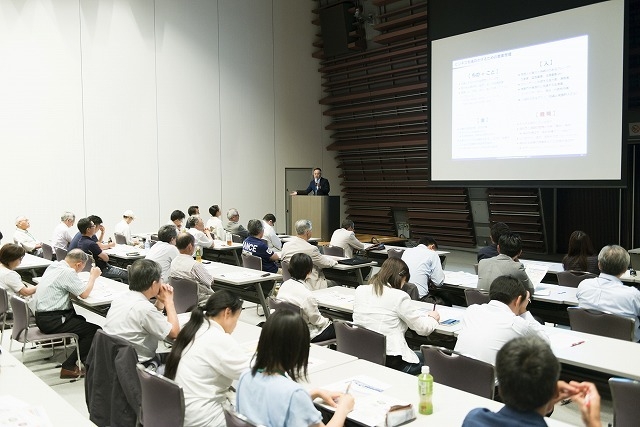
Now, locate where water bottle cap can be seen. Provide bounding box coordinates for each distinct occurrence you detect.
[422,366,429,374]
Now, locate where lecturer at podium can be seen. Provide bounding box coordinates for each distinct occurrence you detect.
[291,167,330,196]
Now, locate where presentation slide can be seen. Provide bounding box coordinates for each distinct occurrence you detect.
[431,0,624,184]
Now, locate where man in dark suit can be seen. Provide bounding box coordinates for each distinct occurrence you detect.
[292,167,330,196]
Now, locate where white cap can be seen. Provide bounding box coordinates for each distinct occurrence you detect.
[123,210,135,218]
[421,366,430,374]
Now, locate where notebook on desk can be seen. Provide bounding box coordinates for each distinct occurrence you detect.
[338,258,370,266]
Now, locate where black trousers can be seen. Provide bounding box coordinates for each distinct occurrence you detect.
[35,309,101,369]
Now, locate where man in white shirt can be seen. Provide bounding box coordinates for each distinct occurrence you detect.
[454,275,548,365]
[170,233,214,305]
[261,213,282,250]
[401,236,445,301]
[186,215,214,250]
[329,219,364,258]
[114,210,137,245]
[145,224,179,282]
[280,219,337,290]
[169,210,186,233]
[577,244,640,341]
[51,211,77,250]
[206,205,225,240]
[13,216,43,256]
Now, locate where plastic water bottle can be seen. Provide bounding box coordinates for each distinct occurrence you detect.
[195,246,202,262]
[144,238,150,250]
[418,365,433,415]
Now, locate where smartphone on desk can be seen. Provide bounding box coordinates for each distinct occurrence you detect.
[440,319,460,326]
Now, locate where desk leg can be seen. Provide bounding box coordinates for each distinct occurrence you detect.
[354,268,364,286]
[255,282,270,319]
[232,250,242,266]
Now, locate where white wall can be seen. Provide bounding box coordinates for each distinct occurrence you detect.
[0,0,335,243]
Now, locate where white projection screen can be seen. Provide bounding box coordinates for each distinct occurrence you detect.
[430,0,626,186]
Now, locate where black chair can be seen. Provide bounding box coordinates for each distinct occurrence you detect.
[334,320,386,365]
[241,253,262,271]
[231,234,243,244]
[323,246,345,257]
[556,270,596,288]
[82,253,96,272]
[55,247,68,262]
[223,407,264,427]
[387,248,404,259]
[609,377,640,427]
[136,364,184,427]
[168,277,199,313]
[41,243,54,261]
[401,282,420,300]
[464,288,490,306]
[567,307,636,341]
[421,345,495,399]
[114,233,127,245]
[0,287,10,344]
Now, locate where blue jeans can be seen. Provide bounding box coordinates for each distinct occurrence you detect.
[385,351,425,375]
[103,264,129,283]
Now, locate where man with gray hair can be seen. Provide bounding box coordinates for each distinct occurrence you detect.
[51,211,77,250]
[13,215,42,256]
[243,219,279,273]
[329,219,364,258]
[34,249,102,378]
[145,224,179,281]
[280,219,337,290]
[185,215,214,250]
[224,208,249,239]
[577,244,640,341]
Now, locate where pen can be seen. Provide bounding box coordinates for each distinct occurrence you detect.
[557,291,566,294]
[571,340,585,347]
[433,303,436,311]
[345,381,352,394]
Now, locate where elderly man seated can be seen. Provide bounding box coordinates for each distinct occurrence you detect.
[13,215,42,256]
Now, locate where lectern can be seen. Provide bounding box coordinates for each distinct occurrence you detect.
[289,196,339,241]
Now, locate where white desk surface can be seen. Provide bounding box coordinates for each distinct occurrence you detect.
[520,259,564,274]
[105,244,147,259]
[0,348,96,426]
[75,272,129,307]
[202,261,282,285]
[362,243,450,257]
[207,241,243,251]
[304,358,572,427]
[15,253,53,270]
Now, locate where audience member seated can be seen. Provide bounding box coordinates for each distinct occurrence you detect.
[223,208,249,239]
[0,244,36,309]
[188,205,199,216]
[478,222,510,262]
[329,219,364,258]
[236,310,354,426]
[478,232,534,294]
[562,230,599,275]
[462,336,601,427]
[401,236,445,302]
[164,291,250,427]
[51,211,77,250]
[145,224,179,282]
[577,244,640,341]
[454,276,548,365]
[277,253,335,343]
[77,217,128,283]
[169,210,186,233]
[114,210,137,245]
[206,205,225,241]
[170,233,214,305]
[242,220,279,273]
[103,259,180,370]
[34,249,102,378]
[69,215,114,251]
[280,219,337,290]
[261,213,282,250]
[353,258,440,375]
[186,215,214,250]
[13,215,42,256]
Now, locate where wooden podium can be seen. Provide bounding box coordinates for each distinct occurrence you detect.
[289,196,340,241]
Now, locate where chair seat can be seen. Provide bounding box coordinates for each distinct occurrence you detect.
[20,327,79,343]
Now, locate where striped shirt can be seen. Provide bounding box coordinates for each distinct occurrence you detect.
[35,261,86,312]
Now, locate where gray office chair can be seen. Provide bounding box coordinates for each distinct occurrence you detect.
[231,234,243,244]
[609,377,640,427]
[168,277,199,313]
[9,296,81,364]
[242,253,262,271]
[55,247,68,262]
[387,248,404,259]
[136,364,184,427]
[556,270,596,288]
[82,253,96,272]
[268,296,300,314]
[567,307,636,341]
[323,245,345,257]
[464,288,490,306]
[114,233,127,245]
[401,282,420,300]
[334,320,386,365]
[0,287,10,344]
[223,408,264,427]
[41,243,54,261]
[421,345,495,399]
[281,260,291,281]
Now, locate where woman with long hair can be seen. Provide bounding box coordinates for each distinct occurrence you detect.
[236,310,354,426]
[353,257,440,375]
[562,231,599,275]
[164,291,249,427]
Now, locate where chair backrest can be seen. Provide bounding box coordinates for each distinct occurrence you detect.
[55,247,68,262]
[168,277,199,313]
[334,320,386,365]
[323,245,345,257]
[0,287,9,317]
[41,243,54,261]
[151,234,159,241]
[387,248,404,259]
[281,260,291,281]
[567,307,635,341]
[556,270,597,288]
[241,253,262,271]
[136,364,184,427]
[421,345,495,399]
[438,254,447,269]
[223,408,264,427]
[9,296,30,343]
[473,263,479,274]
[401,282,420,300]
[82,253,95,272]
[231,234,243,244]
[268,296,302,314]
[609,377,640,427]
[149,240,157,248]
[114,233,127,245]
[464,288,491,306]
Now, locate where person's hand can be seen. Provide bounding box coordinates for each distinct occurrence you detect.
[570,382,601,427]
[428,310,441,322]
[156,283,174,303]
[98,224,105,232]
[290,191,297,196]
[89,266,102,279]
[311,389,342,408]
[109,241,116,248]
[336,393,355,413]
[551,380,579,404]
